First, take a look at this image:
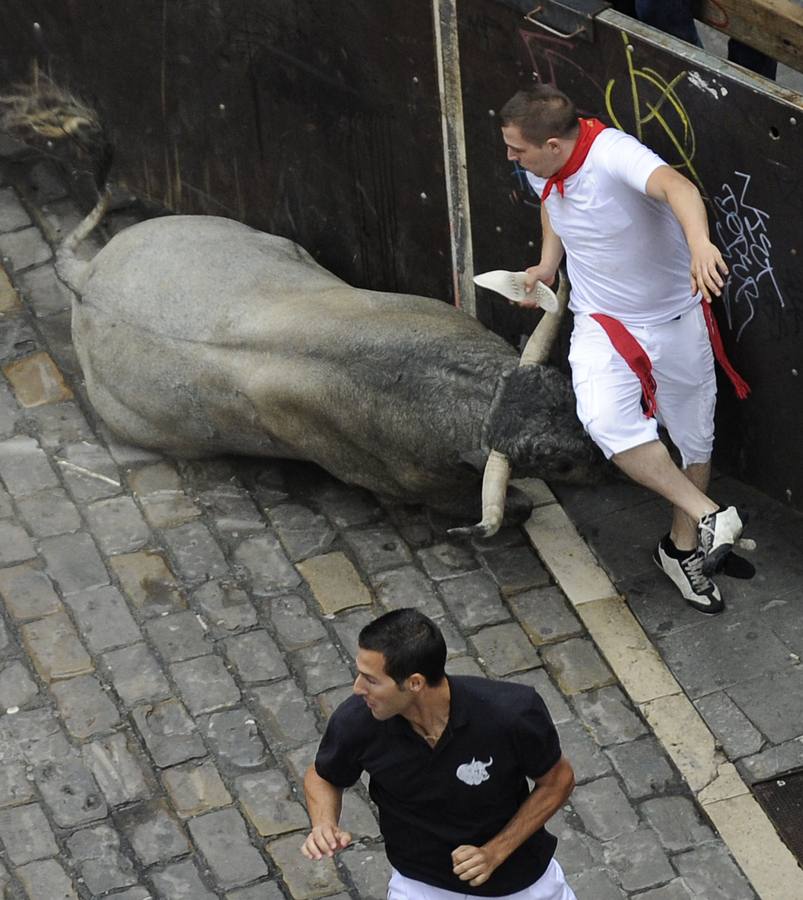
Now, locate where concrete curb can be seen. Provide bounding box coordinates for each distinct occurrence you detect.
[516,479,802,900]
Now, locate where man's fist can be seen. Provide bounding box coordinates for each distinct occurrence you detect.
[301,824,352,860]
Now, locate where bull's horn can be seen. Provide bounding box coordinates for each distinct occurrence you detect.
[450,273,569,539]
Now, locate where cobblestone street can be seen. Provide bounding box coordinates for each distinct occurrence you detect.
[0,144,762,899]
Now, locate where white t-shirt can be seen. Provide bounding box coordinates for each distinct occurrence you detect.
[526,129,701,325]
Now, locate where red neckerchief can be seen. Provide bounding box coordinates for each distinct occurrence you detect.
[542,118,608,201]
[590,305,750,419]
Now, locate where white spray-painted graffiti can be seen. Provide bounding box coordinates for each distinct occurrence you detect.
[714,171,785,341]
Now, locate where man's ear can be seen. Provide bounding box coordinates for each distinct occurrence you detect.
[407,673,426,693]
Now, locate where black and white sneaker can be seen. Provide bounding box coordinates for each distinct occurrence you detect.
[697,506,747,576]
[654,536,724,614]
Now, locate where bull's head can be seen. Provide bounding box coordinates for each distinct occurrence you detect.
[450,273,584,538]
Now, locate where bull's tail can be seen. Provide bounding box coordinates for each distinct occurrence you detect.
[0,69,113,292]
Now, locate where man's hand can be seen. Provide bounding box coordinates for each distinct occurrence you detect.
[301,823,352,860]
[451,844,501,887]
[518,265,557,309]
[690,239,729,303]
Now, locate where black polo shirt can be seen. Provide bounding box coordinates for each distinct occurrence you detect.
[315,675,562,897]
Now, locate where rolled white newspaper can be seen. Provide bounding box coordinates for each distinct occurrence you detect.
[473,270,559,312]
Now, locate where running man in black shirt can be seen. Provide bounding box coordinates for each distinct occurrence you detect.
[301,609,577,899]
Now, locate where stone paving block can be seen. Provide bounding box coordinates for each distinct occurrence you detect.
[0,659,38,709]
[145,610,211,662]
[673,844,755,900]
[738,738,803,782]
[416,541,479,580]
[268,593,328,650]
[3,350,73,406]
[342,789,382,840]
[131,699,206,768]
[63,584,142,652]
[226,882,286,900]
[549,807,604,876]
[84,495,150,555]
[51,673,120,738]
[268,502,336,561]
[0,561,62,620]
[315,480,381,527]
[171,654,241,715]
[193,580,258,635]
[509,585,585,645]
[21,611,94,681]
[444,655,487,678]
[331,607,374,660]
[16,263,73,316]
[0,761,36,807]
[99,424,164,466]
[35,757,107,827]
[15,858,79,900]
[0,187,31,230]
[162,758,232,817]
[0,225,52,270]
[115,799,191,866]
[82,732,152,806]
[39,531,109,595]
[150,859,218,899]
[103,643,171,706]
[34,311,80,377]
[189,807,269,889]
[694,691,765,760]
[20,401,94,448]
[105,889,152,899]
[437,570,509,630]
[16,486,82,537]
[317,684,355,720]
[340,844,393,900]
[235,769,309,836]
[293,640,353,694]
[198,484,266,535]
[480,543,551,596]
[266,830,346,899]
[224,629,289,682]
[605,737,679,799]
[0,707,72,765]
[128,461,201,528]
[110,550,186,617]
[298,551,373,615]
[372,565,444,618]
[505,667,573,724]
[0,802,59,864]
[0,518,36,564]
[55,441,122,502]
[202,707,269,771]
[568,867,626,900]
[0,270,21,315]
[343,523,412,573]
[571,777,639,841]
[0,435,59,495]
[640,796,715,851]
[573,686,648,747]
[0,314,39,366]
[541,638,616,695]
[656,621,794,699]
[164,519,231,584]
[556,720,613,784]
[66,823,138,894]
[726,666,803,744]
[602,827,675,892]
[635,882,695,900]
[469,623,541,676]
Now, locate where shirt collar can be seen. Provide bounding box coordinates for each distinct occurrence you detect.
[386,675,469,735]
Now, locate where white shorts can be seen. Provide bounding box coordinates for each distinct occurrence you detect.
[568,305,716,467]
[386,858,576,900]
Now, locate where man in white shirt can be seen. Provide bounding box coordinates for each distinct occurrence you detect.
[499,85,750,613]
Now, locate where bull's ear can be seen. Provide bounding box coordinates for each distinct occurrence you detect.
[458,449,487,472]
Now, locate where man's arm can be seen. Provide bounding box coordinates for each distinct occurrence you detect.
[451,754,575,887]
[301,765,353,860]
[519,203,565,307]
[645,165,728,303]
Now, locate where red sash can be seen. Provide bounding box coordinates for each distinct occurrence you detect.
[542,118,608,202]
[591,305,750,419]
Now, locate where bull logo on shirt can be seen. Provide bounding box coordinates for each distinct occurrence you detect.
[456,757,493,785]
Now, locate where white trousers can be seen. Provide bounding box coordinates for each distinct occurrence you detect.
[568,304,716,467]
[387,858,577,900]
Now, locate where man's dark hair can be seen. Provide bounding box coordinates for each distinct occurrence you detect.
[499,86,578,145]
[358,608,446,687]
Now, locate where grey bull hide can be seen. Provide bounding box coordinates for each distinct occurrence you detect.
[63,212,602,525]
